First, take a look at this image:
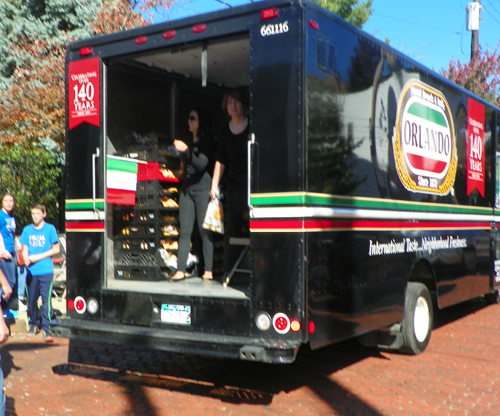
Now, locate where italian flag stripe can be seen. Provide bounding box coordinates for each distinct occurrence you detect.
[107,157,139,174]
[250,219,491,232]
[250,192,491,216]
[66,221,105,232]
[106,156,139,205]
[107,170,138,192]
[408,102,447,127]
[107,188,136,205]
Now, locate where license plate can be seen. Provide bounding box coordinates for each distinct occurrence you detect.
[161,304,191,325]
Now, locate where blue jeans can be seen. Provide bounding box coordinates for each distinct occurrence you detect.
[0,351,5,416]
[26,272,53,333]
[0,258,15,299]
[16,267,27,300]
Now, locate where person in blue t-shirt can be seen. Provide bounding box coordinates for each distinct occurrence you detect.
[20,203,59,343]
[0,194,17,310]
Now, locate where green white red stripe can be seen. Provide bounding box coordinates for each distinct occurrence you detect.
[65,199,105,232]
[107,156,139,206]
[249,192,494,233]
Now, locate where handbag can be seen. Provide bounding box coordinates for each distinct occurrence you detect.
[17,247,25,267]
[203,198,224,234]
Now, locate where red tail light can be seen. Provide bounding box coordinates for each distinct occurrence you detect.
[273,313,290,334]
[74,296,87,314]
[192,24,206,33]
[260,8,279,20]
[79,47,93,57]
[163,30,176,39]
[310,19,319,30]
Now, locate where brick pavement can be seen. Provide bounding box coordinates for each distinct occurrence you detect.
[1,296,499,416]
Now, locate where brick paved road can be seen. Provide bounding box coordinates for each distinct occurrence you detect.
[2,296,499,416]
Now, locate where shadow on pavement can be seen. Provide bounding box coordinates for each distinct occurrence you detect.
[2,342,59,416]
[52,336,385,415]
[49,297,491,416]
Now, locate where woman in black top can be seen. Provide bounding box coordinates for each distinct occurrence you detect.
[210,90,250,277]
[171,109,215,281]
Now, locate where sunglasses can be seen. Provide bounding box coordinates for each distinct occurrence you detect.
[189,115,198,121]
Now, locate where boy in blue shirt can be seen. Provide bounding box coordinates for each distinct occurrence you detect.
[20,203,59,343]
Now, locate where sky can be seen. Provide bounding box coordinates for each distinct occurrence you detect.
[156,0,500,73]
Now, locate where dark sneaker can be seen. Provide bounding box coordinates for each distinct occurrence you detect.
[8,298,19,311]
[43,330,54,343]
[26,326,40,337]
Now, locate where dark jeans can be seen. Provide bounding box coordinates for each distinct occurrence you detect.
[0,256,16,298]
[177,187,214,273]
[26,272,53,333]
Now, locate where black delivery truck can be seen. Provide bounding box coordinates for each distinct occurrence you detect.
[52,0,500,363]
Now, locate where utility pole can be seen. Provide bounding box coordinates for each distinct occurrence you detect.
[466,0,482,59]
[471,0,480,58]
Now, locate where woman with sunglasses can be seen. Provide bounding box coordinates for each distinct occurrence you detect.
[170,109,215,281]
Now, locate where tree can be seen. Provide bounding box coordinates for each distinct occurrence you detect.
[313,0,373,28]
[441,45,500,107]
[0,145,62,230]
[0,0,152,149]
[0,0,173,230]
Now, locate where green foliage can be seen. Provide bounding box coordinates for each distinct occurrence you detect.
[0,144,62,231]
[312,0,373,28]
[0,0,103,90]
[0,0,152,231]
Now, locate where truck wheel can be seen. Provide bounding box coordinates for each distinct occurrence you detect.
[484,291,500,304]
[400,282,433,355]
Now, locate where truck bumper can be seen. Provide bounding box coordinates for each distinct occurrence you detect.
[51,318,300,364]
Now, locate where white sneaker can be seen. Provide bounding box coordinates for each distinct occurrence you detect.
[18,300,27,312]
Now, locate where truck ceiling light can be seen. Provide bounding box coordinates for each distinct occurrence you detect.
[74,296,87,314]
[135,36,147,45]
[87,298,99,314]
[79,47,93,56]
[260,8,279,20]
[290,319,301,332]
[309,19,319,30]
[255,312,272,331]
[192,24,206,33]
[163,30,176,39]
[273,312,290,334]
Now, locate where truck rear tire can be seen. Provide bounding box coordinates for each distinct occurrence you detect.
[400,282,433,355]
[484,290,500,304]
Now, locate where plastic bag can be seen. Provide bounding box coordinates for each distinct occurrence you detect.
[159,249,177,271]
[203,198,224,234]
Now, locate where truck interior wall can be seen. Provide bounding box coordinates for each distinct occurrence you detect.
[106,64,228,148]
